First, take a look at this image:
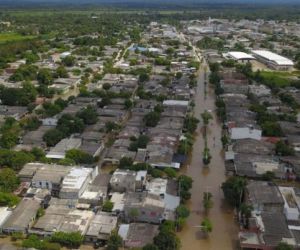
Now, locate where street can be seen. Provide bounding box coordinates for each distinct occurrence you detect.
[178,60,238,250]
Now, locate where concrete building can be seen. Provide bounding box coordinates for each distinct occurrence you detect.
[46,137,82,159]
[124,192,165,224]
[118,223,159,248]
[59,167,97,199]
[252,50,294,70]
[0,207,12,232]
[246,181,284,214]
[224,51,255,63]
[109,169,147,193]
[85,212,118,242]
[30,198,94,236]
[19,163,72,197]
[2,198,40,233]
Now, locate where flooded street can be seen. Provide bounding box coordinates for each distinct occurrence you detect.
[178,61,238,250]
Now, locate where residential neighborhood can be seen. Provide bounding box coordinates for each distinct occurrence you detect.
[0,5,300,250]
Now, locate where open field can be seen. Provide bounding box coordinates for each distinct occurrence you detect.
[0,33,36,44]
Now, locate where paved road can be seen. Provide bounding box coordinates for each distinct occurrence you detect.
[178,60,238,250]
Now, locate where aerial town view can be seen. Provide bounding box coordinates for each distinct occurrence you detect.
[0,0,299,249]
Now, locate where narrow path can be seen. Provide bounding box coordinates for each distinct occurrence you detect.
[179,61,238,250]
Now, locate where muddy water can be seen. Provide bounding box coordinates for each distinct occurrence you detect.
[178,62,238,250]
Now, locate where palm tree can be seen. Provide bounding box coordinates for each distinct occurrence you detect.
[201,110,213,126]
[203,140,211,165]
[203,192,213,213]
[201,218,213,237]
[240,204,253,229]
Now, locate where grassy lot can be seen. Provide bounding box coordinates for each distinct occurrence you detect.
[259,70,300,88]
[0,33,36,44]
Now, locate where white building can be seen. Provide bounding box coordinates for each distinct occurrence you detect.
[59,167,97,199]
[230,126,262,141]
[279,186,300,221]
[224,51,255,63]
[252,50,294,71]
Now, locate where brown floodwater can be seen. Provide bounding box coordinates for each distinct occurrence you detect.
[178,61,238,250]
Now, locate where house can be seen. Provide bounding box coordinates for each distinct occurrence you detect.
[19,163,72,197]
[0,207,12,233]
[2,198,40,234]
[109,169,147,193]
[278,186,300,221]
[22,125,53,148]
[246,181,284,214]
[239,212,296,250]
[146,178,180,220]
[118,223,159,248]
[46,137,82,159]
[249,85,271,97]
[30,198,94,236]
[59,167,97,199]
[0,106,28,122]
[124,192,165,224]
[85,212,118,242]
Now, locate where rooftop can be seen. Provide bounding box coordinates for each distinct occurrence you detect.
[252,50,294,66]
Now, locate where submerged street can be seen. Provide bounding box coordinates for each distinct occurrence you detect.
[179,60,238,250]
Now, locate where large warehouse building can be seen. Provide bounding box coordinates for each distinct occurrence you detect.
[224,51,255,63]
[252,50,294,71]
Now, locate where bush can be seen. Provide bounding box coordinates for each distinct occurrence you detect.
[176,205,190,218]
[144,111,160,127]
[164,168,177,178]
[50,231,83,248]
[102,200,114,212]
[0,192,20,207]
[43,129,64,147]
[65,149,94,164]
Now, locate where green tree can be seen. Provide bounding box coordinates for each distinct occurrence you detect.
[0,192,20,207]
[129,208,139,222]
[43,129,64,147]
[139,72,150,83]
[0,168,20,192]
[105,121,119,132]
[76,105,98,125]
[37,68,53,85]
[203,192,213,213]
[106,230,123,250]
[176,205,190,218]
[119,157,133,169]
[201,110,213,126]
[0,131,18,149]
[276,242,293,250]
[153,229,180,250]
[143,244,159,250]
[164,168,177,178]
[102,200,114,212]
[221,177,247,208]
[50,231,83,248]
[201,218,213,236]
[178,175,193,202]
[275,140,295,156]
[65,149,94,164]
[124,99,133,110]
[62,55,76,67]
[144,111,160,127]
[240,203,253,229]
[55,66,69,78]
[57,114,85,136]
[184,116,199,133]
